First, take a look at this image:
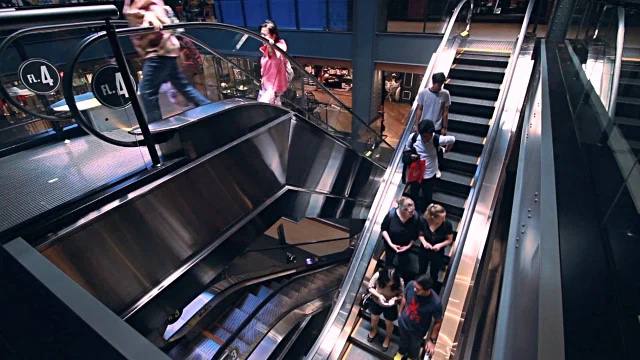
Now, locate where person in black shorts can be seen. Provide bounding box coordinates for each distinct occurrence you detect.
[417,203,454,282]
[367,267,405,352]
[381,196,427,281]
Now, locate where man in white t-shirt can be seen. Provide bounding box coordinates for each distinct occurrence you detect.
[415,73,451,177]
[406,120,456,213]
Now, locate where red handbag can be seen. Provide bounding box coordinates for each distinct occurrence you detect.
[406,159,426,183]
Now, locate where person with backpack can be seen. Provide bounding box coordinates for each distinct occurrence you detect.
[381,196,426,282]
[258,20,293,105]
[124,0,209,123]
[403,120,456,214]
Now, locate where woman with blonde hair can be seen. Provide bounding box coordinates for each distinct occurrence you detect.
[418,203,454,282]
[381,196,426,281]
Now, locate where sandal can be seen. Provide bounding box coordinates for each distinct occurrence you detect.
[367,331,378,342]
[382,336,391,351]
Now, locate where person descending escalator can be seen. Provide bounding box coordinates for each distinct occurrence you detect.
[414,72,451,177]
[258,20,293,106]
[395,274,444,360]
[404,119,456,214]
[367,267,405,352]
[124,0,210,123]
[417,203,454,284]
[381,196,426,282]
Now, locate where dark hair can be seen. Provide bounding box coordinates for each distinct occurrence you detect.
[260,20,281,42]
[418,119,435,135]
[415,273,434,290]
[377,267,402,292]
[432,72,446,85]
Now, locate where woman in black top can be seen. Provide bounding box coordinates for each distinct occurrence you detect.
[381,196,426,281]
[418,203,454,282]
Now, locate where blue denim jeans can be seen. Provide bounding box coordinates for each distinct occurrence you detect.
[140,56,209,123]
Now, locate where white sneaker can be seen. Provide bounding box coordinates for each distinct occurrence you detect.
[436,169,442,178]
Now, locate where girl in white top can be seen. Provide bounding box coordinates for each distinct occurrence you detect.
[367,267,405,351]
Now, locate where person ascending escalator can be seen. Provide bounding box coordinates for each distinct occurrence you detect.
[258,20,292,105]
[124,0,209,123]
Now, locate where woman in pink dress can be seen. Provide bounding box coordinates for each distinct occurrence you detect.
[258,20,290,105]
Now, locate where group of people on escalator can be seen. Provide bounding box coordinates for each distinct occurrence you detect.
[365,72,457,360]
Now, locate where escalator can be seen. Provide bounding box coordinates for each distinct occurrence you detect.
[615,59,640,156]
[0,7,393,360]
[170,263,347,360]
[437,47,509,228]
[303,1,539,359]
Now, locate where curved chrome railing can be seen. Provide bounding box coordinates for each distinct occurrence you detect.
[62,22,393,157]
[303,1,471,358]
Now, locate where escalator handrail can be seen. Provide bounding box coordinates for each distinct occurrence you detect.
[440,0,538,308]
[178,33,324,129]
[165,252,349,343]
[65,21,392,151]
[607,6,625,119]
[215,260,348,360]
[0,20,129,122]
[303,1,472,358]
[62,30,142,147]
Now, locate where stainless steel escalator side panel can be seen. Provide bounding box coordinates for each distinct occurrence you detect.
[38,118,293,316]
[491,41,565,360]
[34,110,385,325]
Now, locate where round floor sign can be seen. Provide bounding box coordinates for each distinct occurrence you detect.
[18,59,60,95]
[91,64,136,109]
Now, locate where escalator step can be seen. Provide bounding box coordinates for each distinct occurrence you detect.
[433,192,467,212]
[451,96,496,108]
[185,338,220,360]
[617,96,640,106]
[447,79,502,90]
[255,285,272,301]
[217,308,249,333]
[439,170,473,187]
[619,77,640,86]
[236,318,269,345]
[455,53,510,67]
[444,151,480,166]
[256,294,290,325]
[450,64,506,74]
[448,113,491,126]
[448,131,485,145]
[239,293,262,314]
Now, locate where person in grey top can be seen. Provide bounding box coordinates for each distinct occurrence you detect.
[414,72,451,176]
[414,72,451,134]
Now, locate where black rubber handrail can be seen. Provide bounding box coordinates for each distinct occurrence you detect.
[165,252,350,344]
[67,21,393,150]
[215,260,348,360]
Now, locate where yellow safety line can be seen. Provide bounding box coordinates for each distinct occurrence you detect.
[458,47,512,55]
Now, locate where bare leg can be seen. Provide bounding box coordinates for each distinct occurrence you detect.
[369,314,380,338]
[384,319,394,349]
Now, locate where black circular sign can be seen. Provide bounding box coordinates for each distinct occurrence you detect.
[18,59,60,95]
[91,64,136,109]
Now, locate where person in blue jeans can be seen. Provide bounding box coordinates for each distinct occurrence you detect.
[125,0,209,123]
[396,274,444,360]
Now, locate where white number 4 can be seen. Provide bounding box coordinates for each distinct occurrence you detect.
[40,65,54,87]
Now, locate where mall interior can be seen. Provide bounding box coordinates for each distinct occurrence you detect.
[0,0,638,359]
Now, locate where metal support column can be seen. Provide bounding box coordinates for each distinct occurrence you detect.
[104,19,161,166]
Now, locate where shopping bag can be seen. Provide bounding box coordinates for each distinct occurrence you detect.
[406,159,426,184]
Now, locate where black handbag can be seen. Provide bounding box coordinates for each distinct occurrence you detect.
[361,292,373,311]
